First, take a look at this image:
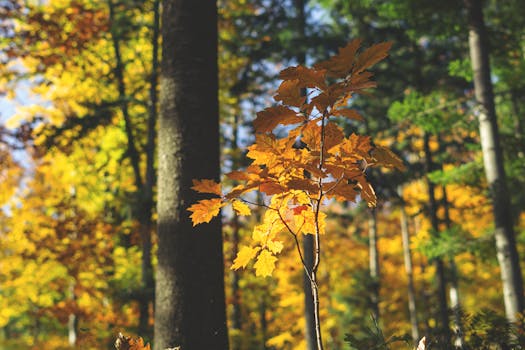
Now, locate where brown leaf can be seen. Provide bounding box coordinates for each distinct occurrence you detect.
[353,41,392,74]
[253,105,304,133]
[314,38,362,78]
[274,80,305,107]
[371,145,405,171]
[332,108,364,121]
[279,65,327,89]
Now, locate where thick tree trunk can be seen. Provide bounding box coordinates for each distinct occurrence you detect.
[464,0,524,321]
[368,209,380,322]
[398,186,420,344]
[155,1,229,349]
[423,132,451,347]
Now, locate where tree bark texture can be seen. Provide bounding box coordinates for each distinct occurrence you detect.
[464,0,524,321]
[155,1,229,349]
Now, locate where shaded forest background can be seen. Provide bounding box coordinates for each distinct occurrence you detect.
[0,0,525,349]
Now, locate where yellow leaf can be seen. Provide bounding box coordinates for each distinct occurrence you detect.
[232,200,251,216]
[187,198,225,225]
[254,249,278,277]
[231,246,261,270]
[191,179,221,196]
[266,239,284,254]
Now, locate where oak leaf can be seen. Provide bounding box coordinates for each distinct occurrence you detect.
[191,179,221,196]
[314,38,362,78]
[274,80,305,107]
[253,105,304,133]
[353,41,392,74]
[279,65,327,89]
[188,198,225,225]
[332,108,364,121]
[371,145,405,171]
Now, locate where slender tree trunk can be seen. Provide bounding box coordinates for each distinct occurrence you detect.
[108,0,158,337]
[137,0,160,338]
[292,1,317,347]
[155,0,229,349]
[511,90,525,156]
[230,114,242,343]
[398,186,420,344]
[423,132,451,347]
[442,186,464,348]
[464,0,524,321]
[368,209,380,322]
[67,282,78,346]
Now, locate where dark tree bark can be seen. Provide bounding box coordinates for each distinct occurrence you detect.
[154,0,229,349]
[423,132,451,347]
[464,0,524,321]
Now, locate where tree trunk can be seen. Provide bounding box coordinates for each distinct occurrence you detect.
[398,186,420,344]
[108,0,156,337]
[423,132,451,347]
[464,0,524,321]
[368,209,380,322]
[293,0,317,347]
[442,186,464,348]
[155,0,229,349]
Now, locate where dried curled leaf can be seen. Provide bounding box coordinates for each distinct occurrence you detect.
[115,333,151,350]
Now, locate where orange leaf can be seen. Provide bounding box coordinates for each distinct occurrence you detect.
[188,198,225,225]
[279,65,327,89]
[253,105,304,133]
[371,145,405,171]
[324,121,344,151]
[191,179,221,196]
[314,38,362,78]
[260,181,286,195]
[274,80,305,107]
[353,41,392,74]
[332,108,364,121]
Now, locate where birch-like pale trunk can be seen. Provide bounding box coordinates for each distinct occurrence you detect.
[398,185,420,344]
[464,0,524,321]
[368,209,380,322]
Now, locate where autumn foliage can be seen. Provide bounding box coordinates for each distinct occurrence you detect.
[188,39,404,277]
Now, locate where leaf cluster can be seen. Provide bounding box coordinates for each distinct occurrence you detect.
[189,40,404,277]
